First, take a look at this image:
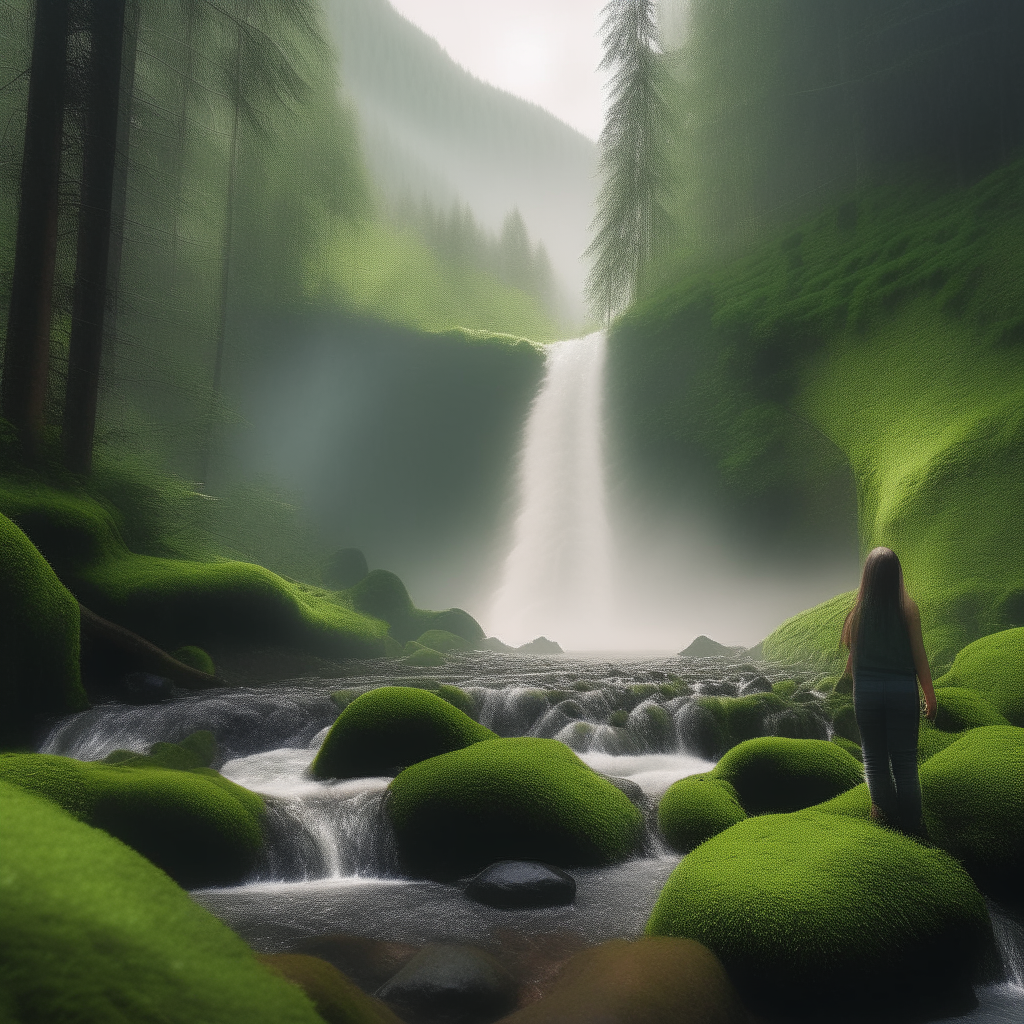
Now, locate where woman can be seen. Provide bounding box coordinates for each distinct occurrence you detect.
[841,547,937,836]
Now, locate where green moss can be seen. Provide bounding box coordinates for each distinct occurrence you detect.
[762,592,854,673]
[403,644,445,667]
[0,781,326,1023]
[811,780,872,819]
[345,569,483,645]
[917,719,962,764]
[310,686,496,780]
[617,161,1024,673]
[0,480,389,658]
[712,737,863,815]
[434,683,476,717]
[933,687,1008,732]
[386,737,643,879]
[933,628,1024,725]
[104,730,217,771]
[416,629,473,653]
[831,736,863,762]
[658,774,747,853]
[0,753,263,888]
[771,679,797,698]
[830,702,861,744]
[171,645,215,676]
[693,691,790,754]
[646,811,993,1016]
[920,726,1024,905]
[0,513,87,748]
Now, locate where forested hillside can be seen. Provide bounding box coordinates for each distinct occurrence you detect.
[323,0,598,315]
[610,0,1024,668]
[0,0,558,499]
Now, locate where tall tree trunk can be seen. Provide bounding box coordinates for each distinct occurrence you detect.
[102,0,141,370]
[62,0,129,475]
[197,18,242,488]
[1,0,71,459]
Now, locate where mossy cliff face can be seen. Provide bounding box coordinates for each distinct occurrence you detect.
[0,753,264,888]
[0,513,87,748]
[0,781,328,1023]
[646,811,994,1018]
[386,737,643,879]
[311,686,496,780]
[613,159,1024,670]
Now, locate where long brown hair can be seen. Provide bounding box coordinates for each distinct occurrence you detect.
[842,546,908,652]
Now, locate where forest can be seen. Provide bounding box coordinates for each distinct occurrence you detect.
[2,1,1024,1023]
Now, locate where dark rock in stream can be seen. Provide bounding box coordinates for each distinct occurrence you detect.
[376,943,518,1024]
[292,934,420,993]
[119,672,175,704]
[465,861,576,909]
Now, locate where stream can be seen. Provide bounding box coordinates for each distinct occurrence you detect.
[42,652,1024,1023]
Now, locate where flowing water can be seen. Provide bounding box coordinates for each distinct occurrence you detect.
[489,332,614,649]
[41,653,1024,1023]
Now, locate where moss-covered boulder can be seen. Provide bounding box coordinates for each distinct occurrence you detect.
[323,547,370,589]
[831,736,862,761]
[920,725,1024,905]
[679,692,791,758]
[646,811,994,1017]
[416,629,474,653]
[935,675,1013,730]
[0,512,88,748]
[829,701,861,744]
[310,686,496,780]
[0,753,263,888]
[402,642,446,667]
[917,719,962,763]
[103,729,218,771]
[171,644,216,676]
[0,781,327,1023]
[933,628,1024,725]
[713,737,864,815]
[386,737,644,879]
[658,775,747,853]
[492,938,750,1024]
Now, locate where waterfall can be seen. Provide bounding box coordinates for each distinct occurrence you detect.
[489,331,613,650]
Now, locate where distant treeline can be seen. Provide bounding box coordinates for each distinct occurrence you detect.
[391,196,559,319]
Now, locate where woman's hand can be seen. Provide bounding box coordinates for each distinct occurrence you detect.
[924,691,937,722]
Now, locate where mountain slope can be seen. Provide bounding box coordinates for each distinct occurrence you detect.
[323,0,598,314]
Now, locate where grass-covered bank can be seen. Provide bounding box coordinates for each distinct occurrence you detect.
[611,158,1024,669]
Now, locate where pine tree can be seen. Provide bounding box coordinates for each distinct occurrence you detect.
[585,0,672,320]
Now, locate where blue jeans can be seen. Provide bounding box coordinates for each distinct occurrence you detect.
[853,669,923,835]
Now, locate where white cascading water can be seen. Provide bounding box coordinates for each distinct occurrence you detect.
[489,331,614,650]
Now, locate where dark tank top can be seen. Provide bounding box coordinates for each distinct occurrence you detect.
[853,604,916,676]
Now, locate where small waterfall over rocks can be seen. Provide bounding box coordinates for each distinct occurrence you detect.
[489,332,613,650]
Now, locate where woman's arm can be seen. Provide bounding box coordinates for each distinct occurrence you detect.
[905,599,936,720]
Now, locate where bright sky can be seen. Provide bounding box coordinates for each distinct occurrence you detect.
[387,0,608,140]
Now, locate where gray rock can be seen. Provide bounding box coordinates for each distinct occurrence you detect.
[376,943,517,1023]
[465,860,576,909]
[516,636,563,654]
[678,635,739,658]
[740,675,773,695]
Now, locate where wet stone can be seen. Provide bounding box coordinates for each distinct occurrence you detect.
[375,943,518,1024]
[465,861,577,909]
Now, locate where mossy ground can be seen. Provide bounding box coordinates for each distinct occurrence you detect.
[386,737,643,879]
[0,753,264,888]
[0,513,87,748]
[0,781,327,1023]
[310,686,496,780]
[646,811,994,1017]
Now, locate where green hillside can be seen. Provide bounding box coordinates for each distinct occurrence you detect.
[612,159,1024,671]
